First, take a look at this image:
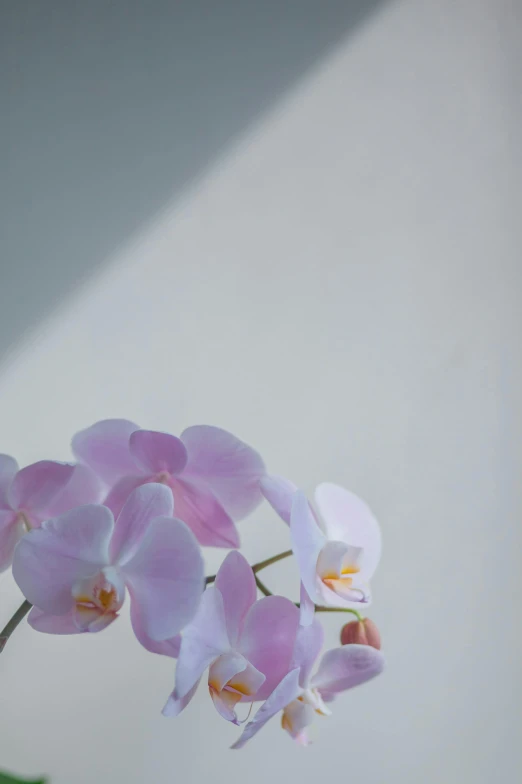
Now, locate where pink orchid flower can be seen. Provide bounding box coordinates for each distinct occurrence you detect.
[232,619,385,748]
[261,478,382,623]
[12,483,204,652]
[162,551,300,725]
[0,454,101,572]
[72,420,265,549]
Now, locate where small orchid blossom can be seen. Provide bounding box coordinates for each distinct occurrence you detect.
[12,483,204,652]
[232,619,385,748]
[72,420,265,549]
[0,455,101,572]
[261,478,382,621]
[162,551,300,725]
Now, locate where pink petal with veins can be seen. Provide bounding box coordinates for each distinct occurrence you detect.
[121,514,203,641]
[72,419,141,486]
[181,425,265,519]
[8,461,75,516]
[215,551,257,647]
[129,430,188,476]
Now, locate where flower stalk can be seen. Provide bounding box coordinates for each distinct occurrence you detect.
[0,600,32,653]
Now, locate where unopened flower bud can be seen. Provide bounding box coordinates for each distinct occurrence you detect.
[340,618,381,650]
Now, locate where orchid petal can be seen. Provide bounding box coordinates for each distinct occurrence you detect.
[239,596,300,700]
[215,551,257,647]
[290,491,325,604]
[28,607,83,635]
[129,430,188,476]
[170,478,240,548]
[72,419,141,485]
[171,587,229,701]
[122,515,203,641]
[103,475,148,518]
[291,617,324,688]
[131,613,181,658]
[12,504,113,614]
[314,483,382,579]
[110,483,174,564]
[8,461,75,516]
[0,509,24,572]
[227,660,266,700]
[230,668,301,749]
[42,464,103,517]
[210,656,265,724]
[209,651,248,692]
[181,425,265,519]
[311,644,385,695]
[299,582,316,626]
[260,474,298,525]
[0,454,18,508]
[162,681,200,717]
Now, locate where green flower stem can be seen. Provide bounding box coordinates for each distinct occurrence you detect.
[205,549,293,585]
[251,550,293,573]
[254,576,272,597]
[313,606,365,622]
[0,601,32,654]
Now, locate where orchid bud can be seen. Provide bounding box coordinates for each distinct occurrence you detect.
[340,618,381,650]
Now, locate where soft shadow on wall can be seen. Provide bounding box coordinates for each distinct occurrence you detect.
[2,0,388,362]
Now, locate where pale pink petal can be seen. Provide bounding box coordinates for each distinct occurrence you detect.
[227,659,266,700]
[314,483,382,579]
[260,474,298,525]
[0,509,24,572]
[181,425,265,519]
[209,651,248,692]
[12,504,113,614]
[110,483,174,564]
[290,491,325,604]
[72,419,142,485]
[291,617,324,688]
[131,611,181,658]
[299,582,316,626]
[121,515,203,641]
[103,475,148,518]
[230,668,301,750]
[42,464,103,517]
[162,681,199,717]
[129,430,188,476]
[0,454,18,508]
[170,477,240,548]
[169,586,229,703]
[215,551,257,647]
[239,596,300,700]
[210,656,265,724]
[311,644,385,695]
[28,607,83,635]
[8,461,75,516]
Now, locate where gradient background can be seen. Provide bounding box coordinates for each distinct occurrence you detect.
[1,1,521,782]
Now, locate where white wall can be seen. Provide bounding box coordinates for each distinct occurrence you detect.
[1,0,521,782]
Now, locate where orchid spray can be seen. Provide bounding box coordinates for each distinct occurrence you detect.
[1,420,384,748]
